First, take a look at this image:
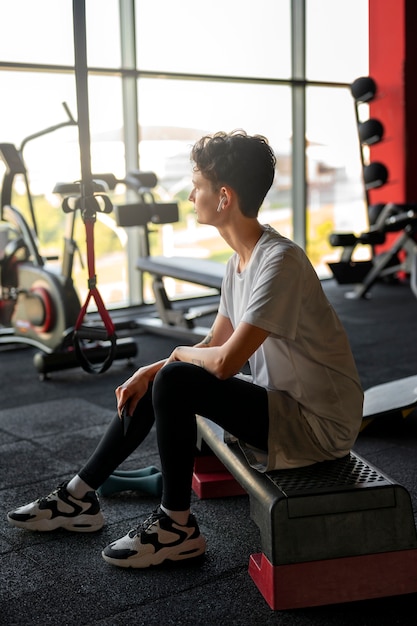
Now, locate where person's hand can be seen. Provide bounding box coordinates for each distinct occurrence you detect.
[164,347,181,365]
[115,368,150,418]
[115,358,167,418]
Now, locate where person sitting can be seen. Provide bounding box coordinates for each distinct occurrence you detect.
[7,130,364,569]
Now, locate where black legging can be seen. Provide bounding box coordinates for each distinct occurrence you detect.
[79,362,269,511]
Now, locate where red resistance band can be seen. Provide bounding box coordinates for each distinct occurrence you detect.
[75,217,115,336]
[73,216,117,374]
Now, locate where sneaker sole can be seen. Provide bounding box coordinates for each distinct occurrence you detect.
[101,536,206,568]
[7,513,104,533]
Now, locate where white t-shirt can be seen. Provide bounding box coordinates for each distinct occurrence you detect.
[218,225,364,470]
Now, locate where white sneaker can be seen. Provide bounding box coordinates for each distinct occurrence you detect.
[7,482,104,532]
[102,506,206,568]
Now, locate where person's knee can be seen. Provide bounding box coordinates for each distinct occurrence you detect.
[153,361,194,396]
[152,362,201,426]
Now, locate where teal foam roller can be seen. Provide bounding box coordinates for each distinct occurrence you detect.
[97,465,162,497]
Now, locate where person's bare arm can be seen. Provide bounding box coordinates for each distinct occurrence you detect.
[193,313,235,348]
[115,313,268,415]
[168,315,269,380]
[114,314,230,416]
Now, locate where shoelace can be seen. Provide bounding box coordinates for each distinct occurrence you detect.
[37,488,60,505]
[37,483,68,505]
[130,509,164,537]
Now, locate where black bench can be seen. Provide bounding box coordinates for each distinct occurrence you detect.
[193,416,417,609]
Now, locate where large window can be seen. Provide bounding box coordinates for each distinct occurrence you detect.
[305,86,370,272]
[305,0,370,270]
[0,0,369,311]
[136,77,292,300]
[306,0,369,82]
[135,0,291,78]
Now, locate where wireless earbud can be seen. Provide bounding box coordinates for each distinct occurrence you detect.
[216,197,227,213]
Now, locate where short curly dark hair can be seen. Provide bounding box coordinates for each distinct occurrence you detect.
[190,130,276,218]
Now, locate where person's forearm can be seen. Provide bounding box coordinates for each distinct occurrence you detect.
[172,345,231,379]
[138,358,167,382]
[193,326,214,348]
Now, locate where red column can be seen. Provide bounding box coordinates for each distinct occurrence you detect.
[404,2,417,200]
[368,0,417,205]
[368,0,405,205]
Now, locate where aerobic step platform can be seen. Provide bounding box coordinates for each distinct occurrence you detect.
[193,417,417,609]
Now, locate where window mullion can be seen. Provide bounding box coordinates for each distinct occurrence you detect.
[291,0,307,250]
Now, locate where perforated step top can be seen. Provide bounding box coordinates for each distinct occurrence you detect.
[266,452,391,496]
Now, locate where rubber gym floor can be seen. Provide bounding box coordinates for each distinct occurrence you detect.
[2,278,417,626]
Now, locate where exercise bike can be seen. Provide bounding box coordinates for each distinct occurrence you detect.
[0,105,137,378]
